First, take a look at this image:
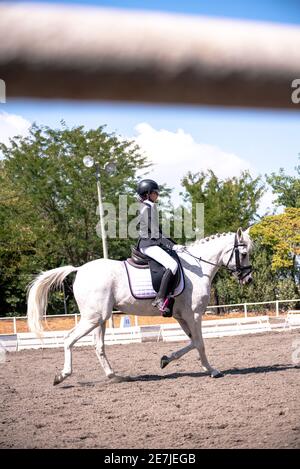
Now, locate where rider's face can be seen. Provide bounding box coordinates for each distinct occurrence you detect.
[149,191,159,202]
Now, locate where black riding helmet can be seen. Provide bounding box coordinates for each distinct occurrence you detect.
[137,179,159,196]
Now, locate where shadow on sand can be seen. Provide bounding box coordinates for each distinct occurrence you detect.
[70,363,299,387]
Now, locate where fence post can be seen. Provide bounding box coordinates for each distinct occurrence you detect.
[244,303,248,318]
[275,301,279,317]
[13,317,17,334]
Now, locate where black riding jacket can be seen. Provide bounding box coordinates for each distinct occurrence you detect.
[137,200,175,250]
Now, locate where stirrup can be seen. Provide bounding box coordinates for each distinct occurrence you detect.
[159,298,172,317]
[152,296,162,308]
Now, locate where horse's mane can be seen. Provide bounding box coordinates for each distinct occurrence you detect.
[188,230,253,249]
[189,232,234,246]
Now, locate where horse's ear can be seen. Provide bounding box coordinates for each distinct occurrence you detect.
[237,227,243,242]
[244,224,256,236]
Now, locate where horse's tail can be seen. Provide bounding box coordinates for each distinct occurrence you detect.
[27,265,78,337]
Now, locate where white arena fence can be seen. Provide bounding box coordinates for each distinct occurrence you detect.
[0,298,299,335]
[1,311,299,352]
[0,299,299,352]
[206,298,300,317]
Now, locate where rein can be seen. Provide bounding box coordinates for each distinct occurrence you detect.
[181,234,252,280]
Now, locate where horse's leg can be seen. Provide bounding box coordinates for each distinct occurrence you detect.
[160,317,195,369]
[53,318,99,385]
[64,325,76,339]
[184,312,223,378]
[94,322,115,379]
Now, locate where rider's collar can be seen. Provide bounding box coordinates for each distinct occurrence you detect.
[143,200,155,207]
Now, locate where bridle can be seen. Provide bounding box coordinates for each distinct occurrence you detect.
[181,234,252,281]
[224,234,252,280]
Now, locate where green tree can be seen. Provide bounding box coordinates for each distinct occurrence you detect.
[181,170,264,236]
[250,208,300,297]
[0,123,148,316]
[178,170,265,311]
[211,238,298,314]
[266,157,300,208]
[212,209,300,312]
[250,208,300,271]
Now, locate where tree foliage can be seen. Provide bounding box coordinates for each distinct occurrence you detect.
[181,170,264,235]
[0,123,148,315]
[266,158,300,208]
[212,240,298,312]
[181,168,299,310]
[211,209,300,310]
[0,123,299,317]
[250,208,300,270]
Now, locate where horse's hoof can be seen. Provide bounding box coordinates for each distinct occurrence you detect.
[53,373,64,386]
[160,355,169,369]
[210,370,224,378]
[109,374,124,383]
[53,371,70,386]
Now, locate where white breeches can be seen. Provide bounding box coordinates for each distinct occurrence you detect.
[140,245,178,275]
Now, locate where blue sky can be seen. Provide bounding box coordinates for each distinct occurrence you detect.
[14,0,300,25]
[1,1,300,213]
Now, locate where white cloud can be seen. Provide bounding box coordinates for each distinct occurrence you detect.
[257,187,284,217]
[134,122,253,206]
[257,188,274,216]
[0,111,31,147]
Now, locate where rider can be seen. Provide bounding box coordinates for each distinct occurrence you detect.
[136,179,178,317]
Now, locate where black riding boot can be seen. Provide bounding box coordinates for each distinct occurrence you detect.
[152,268,174,317]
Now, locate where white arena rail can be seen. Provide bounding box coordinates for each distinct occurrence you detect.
[16,327,143,351]
[140,325,161,342]
[157,324,190,342]
[0,334,18,352]
[158,316,272,342]
[1,299,298,336]
[286,310,300,329]
[2,312,299,351]
[204,316,272,338]
[106,326,142,345]
[16,331,93,351]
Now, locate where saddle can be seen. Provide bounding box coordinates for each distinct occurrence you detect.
[126,246,183,295]
[127,247,151,268]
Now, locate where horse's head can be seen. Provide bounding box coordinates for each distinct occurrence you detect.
[221,227,253,285]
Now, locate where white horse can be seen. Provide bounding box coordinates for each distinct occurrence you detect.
[27,228,252,385]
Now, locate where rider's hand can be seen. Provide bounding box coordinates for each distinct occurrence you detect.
[172,244,184,252]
